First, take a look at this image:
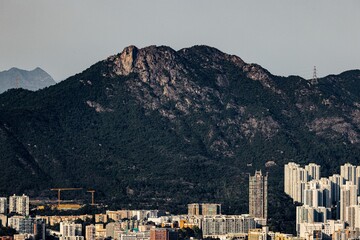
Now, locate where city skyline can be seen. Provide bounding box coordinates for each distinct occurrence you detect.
[1,1,360,239]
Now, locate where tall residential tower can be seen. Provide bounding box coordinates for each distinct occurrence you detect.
[249,170,268,220]
[9,194,29,216]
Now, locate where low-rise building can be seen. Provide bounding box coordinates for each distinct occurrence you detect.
[8,216,35,234]
[36,215,92,226]
[13,234,34,240]
[248,227,268,240]
[188,203,221,216]
[201,214,256,239]
[332,228,360,240]
[94,224,106,239]
[150,228,178,240]
[95,214,108,223]
[0,237,13,240]
[85,224,96,240]
[116,231,150,240]
[298,222,323,239]
[0,214,7,227]
[106,222,121,239]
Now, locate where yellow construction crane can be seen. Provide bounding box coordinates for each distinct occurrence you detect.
[50,188,83,207]
[87,190,96,205]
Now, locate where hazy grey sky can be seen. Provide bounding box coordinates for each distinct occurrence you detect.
[0,0,359,81]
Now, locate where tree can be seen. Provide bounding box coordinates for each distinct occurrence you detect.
[0,226,17,236]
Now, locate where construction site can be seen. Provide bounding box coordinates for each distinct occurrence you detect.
[30,188,98,211]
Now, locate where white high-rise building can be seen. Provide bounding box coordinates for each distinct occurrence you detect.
[356,166,360,194]
[284,162,322,203]
[345,205,360,230]
[340,181,357,221]
[303,179,331,208]
[0,197,7,214]
[329,174,344,219]
[284,161,360,232]
[296,206,330,234]
[340,163,357,185]
[60,222,83,240]
[295,181,307,204]
[319,178,332,208]
[9,194,29,216]
[294,168,308,203]
[329,174,344,204]
[8,216,34,234]
[303,181,324,208]
[305,163,321,181]
[296,206,330,224]
[284,162,300,196]
[284,162,309,203]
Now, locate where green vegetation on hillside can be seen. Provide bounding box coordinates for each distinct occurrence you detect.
[1,46,360,234]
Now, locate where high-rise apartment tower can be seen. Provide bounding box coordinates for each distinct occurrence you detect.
[249,170,268,220]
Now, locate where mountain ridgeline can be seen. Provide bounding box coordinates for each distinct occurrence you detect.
[0,45,360,232]
[0,67,56,93]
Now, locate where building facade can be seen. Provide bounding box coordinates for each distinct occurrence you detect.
[201,214,256,238]
[0,198,7,215]
[339,181,357,222]
[150,228,178,240]
[8,195,29,216]
[85,224,95,240]
[60,222,82,238]
[187,203,221,216]
[249,170,268,220]
[8,216,35,234]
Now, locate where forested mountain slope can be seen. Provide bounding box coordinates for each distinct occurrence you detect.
[1,45,359,232]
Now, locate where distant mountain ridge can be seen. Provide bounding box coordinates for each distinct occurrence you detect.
[0,45,360,232]
[0,67,56,93]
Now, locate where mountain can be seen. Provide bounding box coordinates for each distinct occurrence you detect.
[0,67,56,93]
[0,45,360,232]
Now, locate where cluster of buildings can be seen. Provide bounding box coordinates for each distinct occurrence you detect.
[50,202,272,240]
[284,162,360,240]
[3,168,344,240]
[0,170,274,240]
[0,194,45,240]
[0,205,261,240]
[0,194,29,216]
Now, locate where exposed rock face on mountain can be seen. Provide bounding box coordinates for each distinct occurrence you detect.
[0,45,360,232]
[0,67,56,93]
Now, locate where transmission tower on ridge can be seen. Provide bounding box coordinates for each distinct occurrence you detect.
[311,66,318,84]
[15,76,20,89]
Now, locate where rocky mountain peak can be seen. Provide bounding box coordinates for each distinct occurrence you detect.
[117,45,138,75]
[0,67,55,93]
[179,45,246,69]
[106,45,188,84]
[106,45,284,97]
